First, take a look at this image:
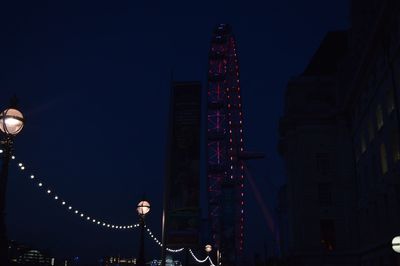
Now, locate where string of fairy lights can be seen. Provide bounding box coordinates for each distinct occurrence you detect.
[144,225,216,265]
[11,154,138,230]
[143,224,185,253]
[7,152,217,265]
[189,249,215,266]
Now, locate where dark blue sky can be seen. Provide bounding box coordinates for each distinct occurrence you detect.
[0,0,348,263]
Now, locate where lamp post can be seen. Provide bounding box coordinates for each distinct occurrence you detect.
[216,249,221,266]
[136,200,150,266]
[0,98,24,266]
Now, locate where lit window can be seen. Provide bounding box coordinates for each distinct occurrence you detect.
[380,143,388,175]
[391,128,400,162]
[387,89,395,114]
[376,105,384,130]
[368,119,375,142]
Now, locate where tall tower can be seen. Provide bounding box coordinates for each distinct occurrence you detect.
[207,24,245,266]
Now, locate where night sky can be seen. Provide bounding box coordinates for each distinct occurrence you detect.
[0,0,348,263]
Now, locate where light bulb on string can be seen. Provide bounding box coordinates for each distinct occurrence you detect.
[10,153,140,233]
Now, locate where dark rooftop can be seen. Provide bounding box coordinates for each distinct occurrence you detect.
[303,31,348,76]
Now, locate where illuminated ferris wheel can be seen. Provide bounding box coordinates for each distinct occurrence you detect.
[207,24,246,265]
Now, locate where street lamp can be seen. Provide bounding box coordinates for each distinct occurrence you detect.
[392,236,400,253]
[0,97,24,266]
[205,244,212,254]
[136,200,150,266]
[0,109,24,136]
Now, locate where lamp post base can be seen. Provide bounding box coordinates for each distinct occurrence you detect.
[136,218,146,266]
[0,138,12,266]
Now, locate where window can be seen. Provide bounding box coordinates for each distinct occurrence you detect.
[320,219,335,251]
[391,128,400,162]
[361,134,366,153]
[372,153,379,182]
[384,194,389,219]
[318,183,332,206]
[355,145,360,162]
[368,119,375,142]
[376,105,384,130]
[380,143,388,175]
[387,89,395,114]
[316,153,330,176]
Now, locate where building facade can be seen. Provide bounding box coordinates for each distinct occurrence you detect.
[279,0,400,265]
[346,0,400,265]
[279,32,358,266]
[166,81,202,248]
[8,240,58,266]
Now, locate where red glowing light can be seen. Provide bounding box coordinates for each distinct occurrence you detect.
[207,25,249,258]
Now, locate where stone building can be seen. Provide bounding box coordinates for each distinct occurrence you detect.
[278,1,400,265]
[345,0,400,265]
[278,31,358,266]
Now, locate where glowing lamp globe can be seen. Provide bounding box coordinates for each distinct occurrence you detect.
[205,244,212,253]
[137,200,150,216]
[0,108,24,136]
[392,236,400,253]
